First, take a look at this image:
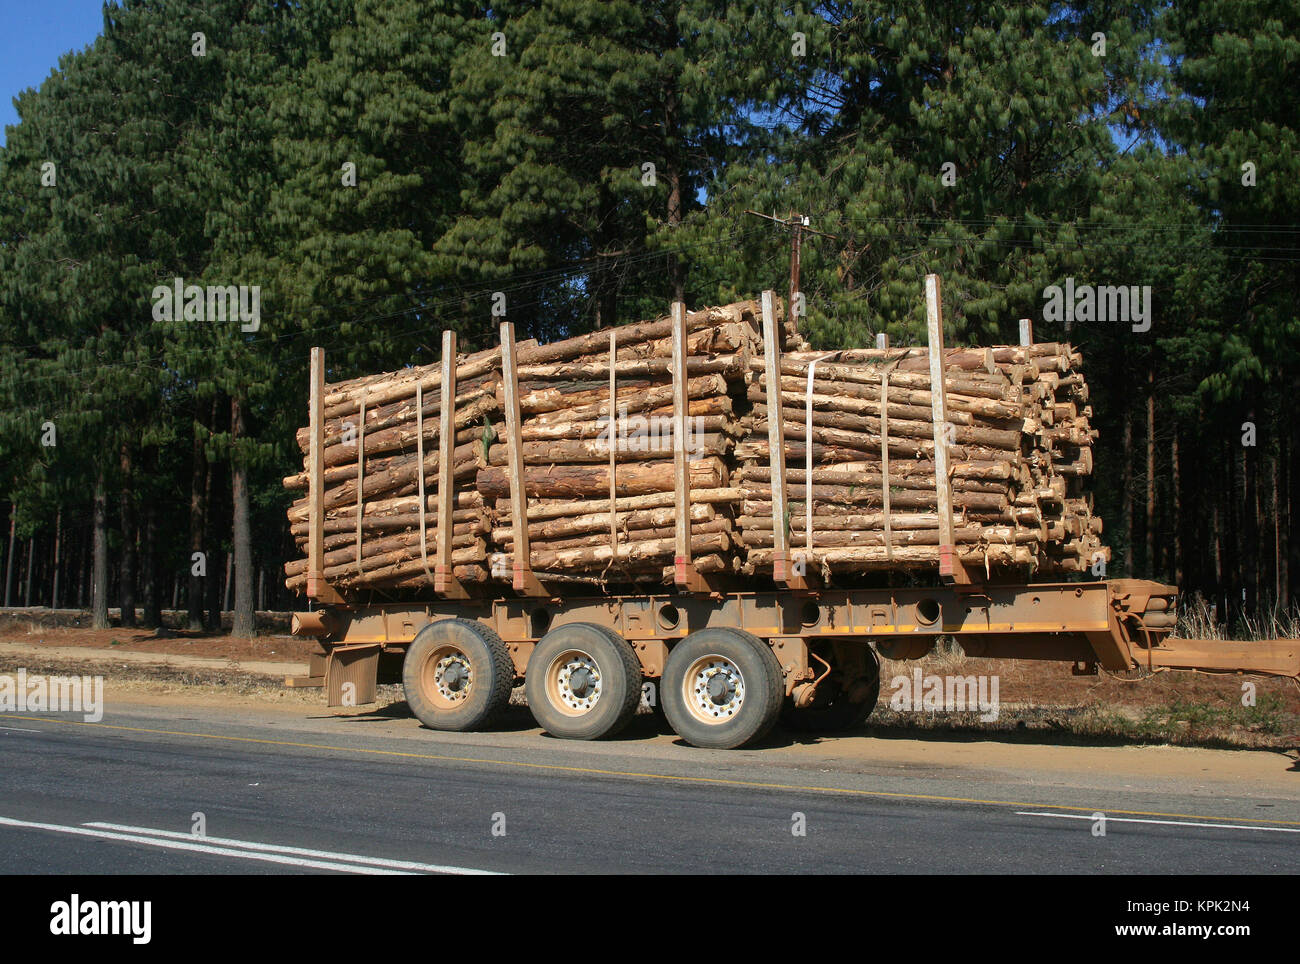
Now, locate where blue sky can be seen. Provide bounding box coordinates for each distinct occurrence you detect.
[0,0,107,145]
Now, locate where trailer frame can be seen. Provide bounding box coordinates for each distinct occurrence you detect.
[287,281,1299,737]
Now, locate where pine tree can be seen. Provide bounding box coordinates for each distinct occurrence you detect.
[434,0,788,338]
[266,0,475,368]
[1157,0,1300,613]
[687,2,1155,347]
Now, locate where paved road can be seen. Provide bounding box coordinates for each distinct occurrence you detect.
[0,700,1296,874]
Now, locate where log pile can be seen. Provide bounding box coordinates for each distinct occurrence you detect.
[484,301,802,586]
[284,291,1110,596]
[282,347,502,591]
[733,341,1107,578]
[282,300,806,593]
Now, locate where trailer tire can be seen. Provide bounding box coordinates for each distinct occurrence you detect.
[525,623,642,740]
[403,618,515,732]
[662,628,783,749]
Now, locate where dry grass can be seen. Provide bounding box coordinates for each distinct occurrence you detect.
[874,639,1300,750]
[1176,592,1300,641]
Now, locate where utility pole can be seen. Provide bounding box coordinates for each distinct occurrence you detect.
[788,215,803,330]
[744,210,834,331]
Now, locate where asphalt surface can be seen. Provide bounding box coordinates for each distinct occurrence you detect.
[0,700,1296,874]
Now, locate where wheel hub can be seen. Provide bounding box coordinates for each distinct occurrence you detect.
[552,652,602,713]
[707,674,735,704]
[569,667,593,697]
[433,652,472,702]
[685,656,745,722]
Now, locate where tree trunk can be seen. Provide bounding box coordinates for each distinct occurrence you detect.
[1242,415,1257,616]
[119,445,136,627]
[664,85,685,304]
[141,499,161,627]
[1121,408,1133,577]
[594,194,619,328]
[1145,371,1155,577]
[3,510,15,607]
[92,473,109,629]
[1225,438,1239,624]
[79,522,89,608]
[205,397,223,632]
[24,536,34,606]
[1281,432,1291,607]
[1287,429,1297,607]
[51,508,61,610]
[188,410,207,631]
[1171,429,1182,587]
[1272,452,1282,606]
[1206,441,1216,623]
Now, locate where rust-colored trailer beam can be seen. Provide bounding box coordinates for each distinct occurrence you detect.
[1141,637,1300,678]
[290,578,1300,706]
[299,581,1119,651]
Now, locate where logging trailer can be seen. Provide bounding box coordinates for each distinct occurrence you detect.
[286,282,1300,749]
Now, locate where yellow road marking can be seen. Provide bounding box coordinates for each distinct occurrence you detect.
[11,714,1300,828]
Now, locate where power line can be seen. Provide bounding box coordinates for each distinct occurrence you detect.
[0,222,783,391]
[6,213,1299,397]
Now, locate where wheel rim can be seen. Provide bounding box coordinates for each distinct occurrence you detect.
[681,654,745,724]
[421,645,473,710]
[544,649,603,717]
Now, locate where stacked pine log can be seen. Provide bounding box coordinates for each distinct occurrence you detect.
[282,346,504,592]
[1025,347,1106,574]
[733,341,1107,579]
[284,294,1109,595]
[482,301,803,586]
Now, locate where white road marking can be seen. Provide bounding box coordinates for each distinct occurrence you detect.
[2,816,503,874]
[86,822,504,875]
[1014,811,1300,834]
[0,816,406,873]
[0,725,41,732]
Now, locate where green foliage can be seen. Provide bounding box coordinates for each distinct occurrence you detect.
[1139,692,1295,739]
[1159,0,1300,401]
[434,0,787,339]
[688,2,1159,350]
[0,0,1296,615]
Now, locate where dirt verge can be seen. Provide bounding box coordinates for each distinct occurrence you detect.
[0,626,1295,751]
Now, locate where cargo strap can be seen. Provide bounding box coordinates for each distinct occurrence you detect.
[606,330,618,578]
[354,391,366,573]
[880,364,894,562]
[416,383,434,583]
[804,353,835,555]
